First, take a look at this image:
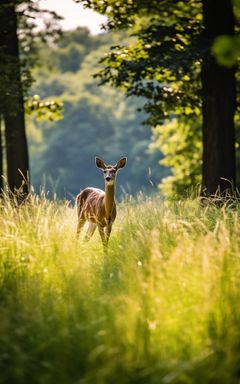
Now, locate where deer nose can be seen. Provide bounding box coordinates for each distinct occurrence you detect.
[105,176,111,182]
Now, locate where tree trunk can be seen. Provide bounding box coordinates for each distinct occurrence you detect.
[201,0,236,196]
[0,117,3,192]
[0,1,29,196]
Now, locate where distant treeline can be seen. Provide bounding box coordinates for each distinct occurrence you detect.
[29,28,168,199]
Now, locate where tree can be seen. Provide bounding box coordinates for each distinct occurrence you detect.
[0,118,3,191]
[77,0,239,196]
[201,0,236,194]
[0,0,62,197]
[0,0,29,196]
[151,117,202,197]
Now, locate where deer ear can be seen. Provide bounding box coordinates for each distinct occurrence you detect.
[116,157,127,170]
[95,157,106,169]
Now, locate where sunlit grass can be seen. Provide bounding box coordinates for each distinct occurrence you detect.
[1,194,240,383]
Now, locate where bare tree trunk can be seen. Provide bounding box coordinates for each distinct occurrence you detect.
[201,0,236,196]
[0,0,29,197]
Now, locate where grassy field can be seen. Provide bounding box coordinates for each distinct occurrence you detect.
[1,194,240,384]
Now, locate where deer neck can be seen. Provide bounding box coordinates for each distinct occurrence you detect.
[104,182,115,218]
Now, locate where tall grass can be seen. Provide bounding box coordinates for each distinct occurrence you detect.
[0,194,240,384]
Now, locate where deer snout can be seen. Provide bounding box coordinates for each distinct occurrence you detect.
[105,176,111,182]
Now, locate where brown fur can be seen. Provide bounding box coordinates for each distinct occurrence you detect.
[77,187,116,226]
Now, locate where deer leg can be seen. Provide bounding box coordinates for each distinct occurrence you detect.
[98,225,107,249]
[77,218,86,238]
[105,224,112,246]
[84,222,97,241]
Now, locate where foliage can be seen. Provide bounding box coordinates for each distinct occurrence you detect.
[1,194,240,382]
[212,0,240,67]
[151,117,202,197]
[77,0,203,127]
[0,1,62,108]
[29,28,167,197]
[8,0,62,97]
[212,35,240,67]
[25,94,63,121]
[151,113,240,198]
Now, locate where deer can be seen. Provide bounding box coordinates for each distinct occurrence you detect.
[76,157,127,248]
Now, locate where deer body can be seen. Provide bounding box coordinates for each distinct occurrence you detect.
[76,157,126,247]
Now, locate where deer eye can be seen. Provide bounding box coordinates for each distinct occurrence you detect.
[103,170,107,173]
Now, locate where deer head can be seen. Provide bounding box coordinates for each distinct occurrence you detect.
[95,157,127,186]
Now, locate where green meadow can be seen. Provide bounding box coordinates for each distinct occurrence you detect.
[1,195,240,384]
